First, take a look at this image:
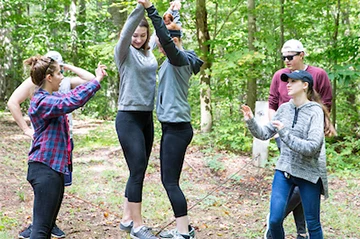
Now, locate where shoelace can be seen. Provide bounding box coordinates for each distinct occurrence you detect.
[139,226,155,237]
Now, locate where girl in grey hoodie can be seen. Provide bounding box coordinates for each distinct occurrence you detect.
[114,3,158,239]
[242,70,333,239]
[139,0,203,238]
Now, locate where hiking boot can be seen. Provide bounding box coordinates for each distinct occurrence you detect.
[51,224,66,238]
[130,226,158,239]
[120,221,134,233]
[18,224,32,239]
[159,225,195,239]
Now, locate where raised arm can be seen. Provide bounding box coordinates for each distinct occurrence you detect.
[114,4,145,66]
[61,64,96,88]
[141,1,188,66]
[7,77,35,139]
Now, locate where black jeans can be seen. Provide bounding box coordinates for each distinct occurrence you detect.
[160,122,193,218]
[115,111,154,203]
[27,162,64,239]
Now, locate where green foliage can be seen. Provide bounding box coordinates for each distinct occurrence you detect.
[0,212,17,232]
[205,154,225,174]
[326,136,360,172]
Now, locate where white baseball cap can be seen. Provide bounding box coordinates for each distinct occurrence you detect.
[45,51,64,65]
[281,39,306,54]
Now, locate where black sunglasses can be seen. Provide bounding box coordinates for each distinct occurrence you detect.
[46,57,64,74]
[282,52,301,61]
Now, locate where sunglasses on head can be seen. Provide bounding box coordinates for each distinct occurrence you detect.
[282,52,301,61]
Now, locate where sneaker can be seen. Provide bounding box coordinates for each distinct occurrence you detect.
[51,224,66,238]
[296,234,308,239]
[130,226,158,239]
[159,225,195,239]
[120,221,134,233]
[172,231,194,239]
[18,224,32,239]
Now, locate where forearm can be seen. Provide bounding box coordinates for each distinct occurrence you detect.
[7,101,31,132]
[115,4,145,63]
[64,64,95,81]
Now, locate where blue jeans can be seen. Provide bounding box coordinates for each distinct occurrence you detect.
[269,170,323,239]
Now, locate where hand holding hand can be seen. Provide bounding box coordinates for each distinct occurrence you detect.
[170,0,181,10]
[138,0,152,9]
[24,127,34,140]
[241,105,254,121]
[95,63,108,82]
[272,120,284,131]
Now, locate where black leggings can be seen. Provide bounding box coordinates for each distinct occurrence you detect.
[160,122,193,218]
[115,111,154,203]
[27,162,64,239]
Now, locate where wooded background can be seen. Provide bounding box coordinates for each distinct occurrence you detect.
[1,0,359,170]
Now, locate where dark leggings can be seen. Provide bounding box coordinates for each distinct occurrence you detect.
[115,111,154,203]
[27,162,64,239]
[270,138,306,237]
[160,122,193,218]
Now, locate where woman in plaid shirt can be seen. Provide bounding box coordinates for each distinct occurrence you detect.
[24,55,107,239]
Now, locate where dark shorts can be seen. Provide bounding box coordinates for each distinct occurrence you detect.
[64,139,74,186]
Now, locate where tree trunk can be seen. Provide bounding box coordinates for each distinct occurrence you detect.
[331,0,340,127]
[246,0,257,111]
[196,0,213,133]
[70,0,78,65]
[279,0,285,69]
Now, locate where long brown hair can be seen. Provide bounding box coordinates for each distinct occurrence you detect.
[23,56,58,87]
[307,87,337,137]
[139,17,150,55]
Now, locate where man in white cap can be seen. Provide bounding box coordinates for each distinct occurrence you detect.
[265,39,332,239]
[7,51,96,239]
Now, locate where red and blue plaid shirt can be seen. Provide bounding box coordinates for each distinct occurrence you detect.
[28,79,100,173]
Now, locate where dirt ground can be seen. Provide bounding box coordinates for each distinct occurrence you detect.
[0,113,359,239]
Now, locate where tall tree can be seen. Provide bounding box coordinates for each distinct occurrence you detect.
[246,0,256,111]
[70,0,78,65]
[196,0,212,133]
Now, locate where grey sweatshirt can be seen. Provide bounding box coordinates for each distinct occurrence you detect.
[246,100,328,198]
[114,4,158,111]
[146,6,203,123]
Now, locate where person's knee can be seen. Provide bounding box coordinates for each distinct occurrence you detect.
[161,180,179,193]
[269,213,283,228]
[305,216,321,232]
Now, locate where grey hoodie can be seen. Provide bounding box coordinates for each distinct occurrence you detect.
[246,100,328,198]
[146,6,204,122]
[114,4,158,111]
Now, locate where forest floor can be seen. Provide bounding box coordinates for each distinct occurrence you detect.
[0,112,359,239]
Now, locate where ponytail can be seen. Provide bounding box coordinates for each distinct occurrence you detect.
[24,55,58,87]
[307,88,337,137]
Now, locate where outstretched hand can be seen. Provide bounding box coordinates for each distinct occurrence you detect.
[241,105,254,121]
[95,63,107,82]
[138,0,152,9]
[170,0,181,11]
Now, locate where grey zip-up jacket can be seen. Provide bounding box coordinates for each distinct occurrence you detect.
[114,4,158,111]
[145,5,203,123]
[246,100,328,198]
